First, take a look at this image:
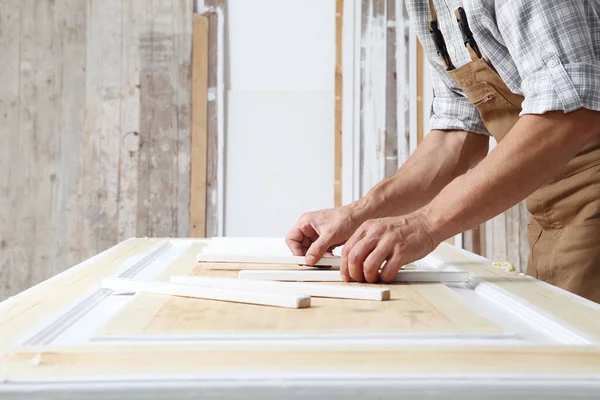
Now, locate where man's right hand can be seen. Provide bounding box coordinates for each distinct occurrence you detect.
[285,205,366,266]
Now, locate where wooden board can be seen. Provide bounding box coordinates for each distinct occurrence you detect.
[204,0,226,237]
[334,0,343,207]
[101,252,503,337]
[2,238,600,394]
[190,14,209,237]
[0,0,194,301]
[4,346,600,381]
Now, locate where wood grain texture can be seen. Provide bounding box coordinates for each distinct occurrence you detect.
[484,201,530,272]
[5,346,600,380]
[0,1,194,300]
[102,259,501,337]
[101,242,205,336]
[0,0,22,299]
[203,0,225,236]
[416,40,424,144]
[334,0,343,207]
[117,0,141,241]
[190,14,209,237]
[385,0,398,178]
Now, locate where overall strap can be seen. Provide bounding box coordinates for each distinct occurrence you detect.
[427,0,455,70]
[455,7,483,62]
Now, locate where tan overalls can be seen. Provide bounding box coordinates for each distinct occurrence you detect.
[427,1,600,303]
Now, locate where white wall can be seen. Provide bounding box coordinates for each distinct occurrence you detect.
[224,0,335,236]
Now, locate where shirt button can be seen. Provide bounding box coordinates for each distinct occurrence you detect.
[547,58,559,68]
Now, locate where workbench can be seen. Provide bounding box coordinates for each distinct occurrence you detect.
[1,237,599,399]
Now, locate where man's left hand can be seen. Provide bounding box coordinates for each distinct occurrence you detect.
[340,212,439,283]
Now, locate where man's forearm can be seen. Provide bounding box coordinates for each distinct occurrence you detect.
[423,108,600,242]
[351,129,489,219]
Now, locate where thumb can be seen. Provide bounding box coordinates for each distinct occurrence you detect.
[305,235,331,266]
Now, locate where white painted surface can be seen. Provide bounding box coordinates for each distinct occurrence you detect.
[225,91,334,236]
[238,269,470,283]
[171,275,391,301]
[226,0,335,91]
[101,277,310,309]
[197,253,341,267]
[225,0,336,236]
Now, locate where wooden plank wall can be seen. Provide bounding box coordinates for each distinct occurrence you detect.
[0,0,194,301]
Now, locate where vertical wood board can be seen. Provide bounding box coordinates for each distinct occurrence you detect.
[190,14,209,237]
[334,0,344,207]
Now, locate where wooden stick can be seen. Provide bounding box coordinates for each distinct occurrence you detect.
[170,275,391,301]
[190,14,209,238]
[238,270,470,283]
[334,0,343,207]
[196,253,342,267]
[101,278,311,309]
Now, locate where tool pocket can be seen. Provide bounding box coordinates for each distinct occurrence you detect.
[468,81,522,142]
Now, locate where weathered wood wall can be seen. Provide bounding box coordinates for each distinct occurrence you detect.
[0,0,194,301]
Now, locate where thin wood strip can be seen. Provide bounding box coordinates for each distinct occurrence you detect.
[204,10,219,237]
[190,14,209,237]
[334,0,343,207]
[170,275,391,301]
[100,242,206,336]
[197,254,342,267]
[101,278,311,309]
[416,40,424,145]
[238,270,470,283]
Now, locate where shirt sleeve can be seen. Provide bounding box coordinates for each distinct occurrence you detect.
[429,65,490,136]
[496,1,600,116]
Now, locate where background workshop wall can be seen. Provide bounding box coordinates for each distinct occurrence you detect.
[0,0,529,301]
[0,0,194,301]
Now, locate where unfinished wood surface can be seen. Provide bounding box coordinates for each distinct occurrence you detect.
[0,1,194,301]
[101,242,205,337]
[117,0,142,241]
[203,0,226,237]
[102,278,311,309]
[137,0,192,237]
[238,269,470,283]
[4,345,600,380]
[0,0,20,298]
[190,14,209,237]
[385,0,399,178]
[197,253,342,267]
[171,275,391,301]
[359,0,387,194]
[334,0,343,207]
[101,257,500,337]
[416,40,424,144]
[484,201,530,272]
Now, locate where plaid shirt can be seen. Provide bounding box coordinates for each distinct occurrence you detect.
[406,0,600,135]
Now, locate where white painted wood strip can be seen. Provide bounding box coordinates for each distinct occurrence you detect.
[170,275,391,301]
[196,253,342,267]
[101,278,310,309]
[238,270,470,283]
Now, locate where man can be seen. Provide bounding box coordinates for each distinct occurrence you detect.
[285,0,600,303]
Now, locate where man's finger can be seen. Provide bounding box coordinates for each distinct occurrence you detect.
[305,235,331,266]
[363,240,393,283]
[380,252,405,282]
[347,237,378,282]
[285,226,306,256]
